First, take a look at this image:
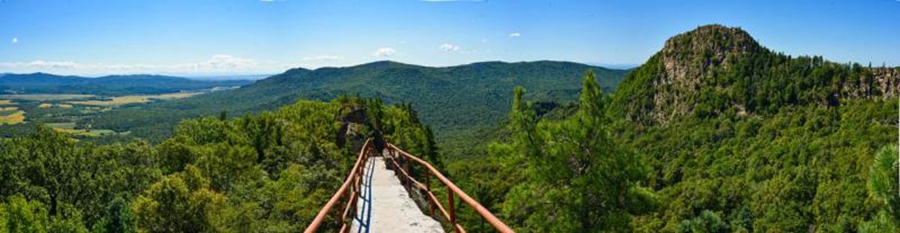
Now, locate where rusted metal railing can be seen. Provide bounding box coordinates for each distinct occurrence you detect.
[304,139,514,233]
[304,139,374,233]
[385,143,515,233]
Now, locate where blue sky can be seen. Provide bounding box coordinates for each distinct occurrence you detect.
[0,0,898,76]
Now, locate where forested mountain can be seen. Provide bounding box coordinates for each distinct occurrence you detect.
[610,24,899,232]
[92,61,628,145]
[0,73,252,95]
[610,25,898,125]
[447,25,899,232]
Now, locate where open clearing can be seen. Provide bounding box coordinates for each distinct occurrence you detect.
[68,92,201,106]
[45,122,77,129]
[0,110,25,125]
[54,128,120,137]
[0,100,13,105]
[39,103,75,109]
[48,122,121,137]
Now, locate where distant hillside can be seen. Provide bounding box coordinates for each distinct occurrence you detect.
[92,61,629,142]
[0,73,253,95]
[184,74,272,81]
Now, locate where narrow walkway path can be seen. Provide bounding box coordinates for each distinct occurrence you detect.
[353,156,444,233]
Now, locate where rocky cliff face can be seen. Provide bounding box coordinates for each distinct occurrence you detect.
[611,25,899,125]
[848,67,900,99]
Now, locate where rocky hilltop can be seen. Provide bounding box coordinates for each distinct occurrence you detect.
[611,24,898,125]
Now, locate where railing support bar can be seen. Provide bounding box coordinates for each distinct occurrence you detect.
[448,187,457,233]
[426,171,434,216]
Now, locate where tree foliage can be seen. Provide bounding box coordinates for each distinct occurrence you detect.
[860,145,900,232]
[0,96,435,232]
[468,71,655,232]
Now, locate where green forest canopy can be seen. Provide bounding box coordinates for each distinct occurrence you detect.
[0,96,440,232]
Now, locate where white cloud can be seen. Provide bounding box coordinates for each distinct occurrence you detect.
[11,37,17,44]
[302,55,344,61]
[439,43,460,52]
[481,38,488,43]
[0,54,289,75]
[373,48,397,57]
[199,54,257,70]
[508,32,521,37]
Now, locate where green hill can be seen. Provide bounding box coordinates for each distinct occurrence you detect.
[610,25,898,125]
[609,24,899,232]
[92,61,629,146]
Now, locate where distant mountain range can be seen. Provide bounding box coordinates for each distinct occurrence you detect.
[181,74,273,81]
[91,60,630,141]
[0,73,254,95]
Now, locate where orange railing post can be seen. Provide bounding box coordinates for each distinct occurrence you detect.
[403,156,410,187]
[448,187,457,232]
[425,170,434,215]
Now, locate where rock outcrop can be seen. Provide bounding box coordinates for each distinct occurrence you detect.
[611,24,899,125]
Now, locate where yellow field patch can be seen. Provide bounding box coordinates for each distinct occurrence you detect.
[0,110,25,125]
[0,106,18,111]
[0,100,13,105]
[70,96,151,106]
[38,103,76,109]
[68,92,201,106]
[52,127,120,137]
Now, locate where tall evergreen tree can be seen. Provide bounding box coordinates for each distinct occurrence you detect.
[498,70,653,232]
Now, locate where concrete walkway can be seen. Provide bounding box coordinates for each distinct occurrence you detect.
[353,156,444,233]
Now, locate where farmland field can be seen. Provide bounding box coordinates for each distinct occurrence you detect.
[45,121,123,137]
[0,110,25,125]
[45,122,76,129]
[0,91,205,137]
[39,103,75,109]
[68,92,201,106]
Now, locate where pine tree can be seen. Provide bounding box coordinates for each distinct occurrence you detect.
[861,145,900,232]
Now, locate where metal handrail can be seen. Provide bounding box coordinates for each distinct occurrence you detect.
[304,139,373,233]
[304,139,514,233]
[386,143,515,233]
